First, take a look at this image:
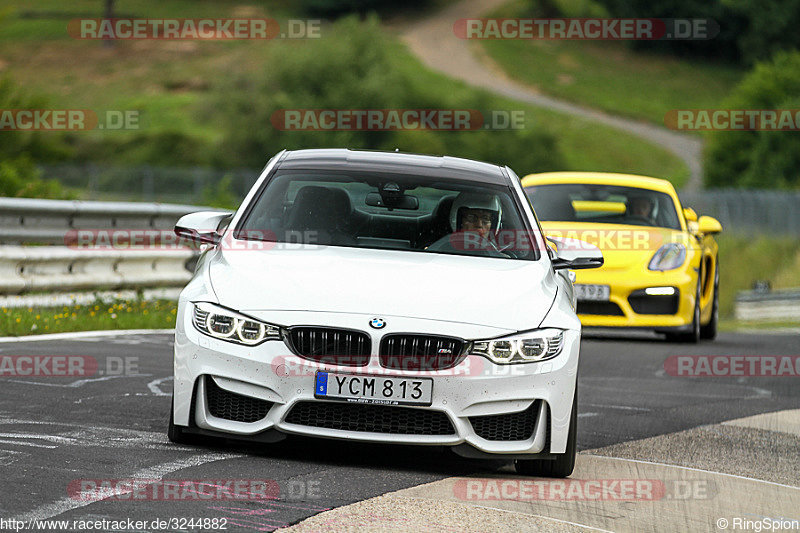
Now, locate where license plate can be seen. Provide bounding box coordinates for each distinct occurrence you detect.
[574,284,610,301]
[314,372,433,406]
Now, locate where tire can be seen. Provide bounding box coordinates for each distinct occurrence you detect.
[167,394,196,445]
[700,263,719,340]
[665,282,701,343]
[515,388,577,478]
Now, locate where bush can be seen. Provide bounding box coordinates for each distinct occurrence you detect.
[591,0,800,65]
[201,174,239,209]
[724,0,800,65]
[0,155,71,199]
[705,51,800,189]
[0,77,72,163]
[209,15,565,174]
[594,0,745,62]
[73,131,210,167]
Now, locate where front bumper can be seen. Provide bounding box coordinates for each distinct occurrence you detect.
[574,267,696,329]
[173,305,580,457]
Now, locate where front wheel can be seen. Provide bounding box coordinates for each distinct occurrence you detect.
[514,388,577,478]
[700,263,719,340]
[168,393,198,444]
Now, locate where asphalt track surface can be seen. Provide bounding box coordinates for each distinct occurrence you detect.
[0,330,797,531]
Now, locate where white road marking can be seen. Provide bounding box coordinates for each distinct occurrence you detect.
[0,449,26,465]
[585,403,651,412]
[0,439,57,449]
[585,454,800,490]
[398,496,614,533]
[0,329,174,343]
[0,432,78,444]
[582,383,766,399]
[471,505,614,533]
[578,412,599,418]
[6,374,151,388]
[11,452,239,523]
[147,376,172,396]
[0,420,195,452]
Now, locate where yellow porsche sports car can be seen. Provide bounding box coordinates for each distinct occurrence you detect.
[522,172,722,342]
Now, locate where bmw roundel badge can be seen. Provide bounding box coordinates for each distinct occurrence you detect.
[369,317,386,329]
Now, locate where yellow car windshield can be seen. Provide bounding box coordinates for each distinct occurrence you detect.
[525,184,681,230]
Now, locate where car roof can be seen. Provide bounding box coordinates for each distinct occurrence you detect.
[521,171,678,195]
[277,149,509,185]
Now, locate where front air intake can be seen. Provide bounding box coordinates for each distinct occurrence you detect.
[205,376,272,423]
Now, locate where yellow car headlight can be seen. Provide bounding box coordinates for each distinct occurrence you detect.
[648,243,686,271]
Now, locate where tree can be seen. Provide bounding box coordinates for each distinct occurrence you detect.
[103,0,115,48]
[705,51,800,188]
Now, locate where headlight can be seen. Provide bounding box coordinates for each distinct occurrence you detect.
[470,329,565,364]
[192,302,282,345]
[648,243,686,271]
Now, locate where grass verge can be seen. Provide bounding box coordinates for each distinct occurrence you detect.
[0,299,177,337]
[719,319,799,332]
[717,234,800,318]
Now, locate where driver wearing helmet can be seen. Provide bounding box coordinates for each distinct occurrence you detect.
[450,192,504,252]
[426,191,509,257]
[451,192,501,235]
[627,195,655,223]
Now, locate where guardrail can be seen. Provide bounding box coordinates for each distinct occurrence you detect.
[0,198,208,296]
[0,246,194,294]
[735,288,800,322]
[679,189,800,236]
[0,198,203,245]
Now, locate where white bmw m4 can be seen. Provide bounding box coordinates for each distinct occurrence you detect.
[169,149,602,477]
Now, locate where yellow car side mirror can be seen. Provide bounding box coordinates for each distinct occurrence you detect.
[697,215,722,235]
[683,208,698,222]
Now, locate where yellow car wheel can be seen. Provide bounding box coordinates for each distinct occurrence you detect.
[700,264,719,340]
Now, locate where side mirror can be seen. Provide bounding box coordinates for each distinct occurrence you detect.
[697,215,722,235]
[683,207,699,233]
[546,236,604,270]
[174,211,233,246]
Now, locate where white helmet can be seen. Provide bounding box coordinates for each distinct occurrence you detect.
[450,192,502,232]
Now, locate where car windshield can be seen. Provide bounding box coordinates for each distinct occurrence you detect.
[525,184,681,230]
[235,170,540,260]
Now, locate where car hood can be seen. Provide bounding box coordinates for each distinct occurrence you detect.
[540,221,688,271]
[207,245,557,331]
